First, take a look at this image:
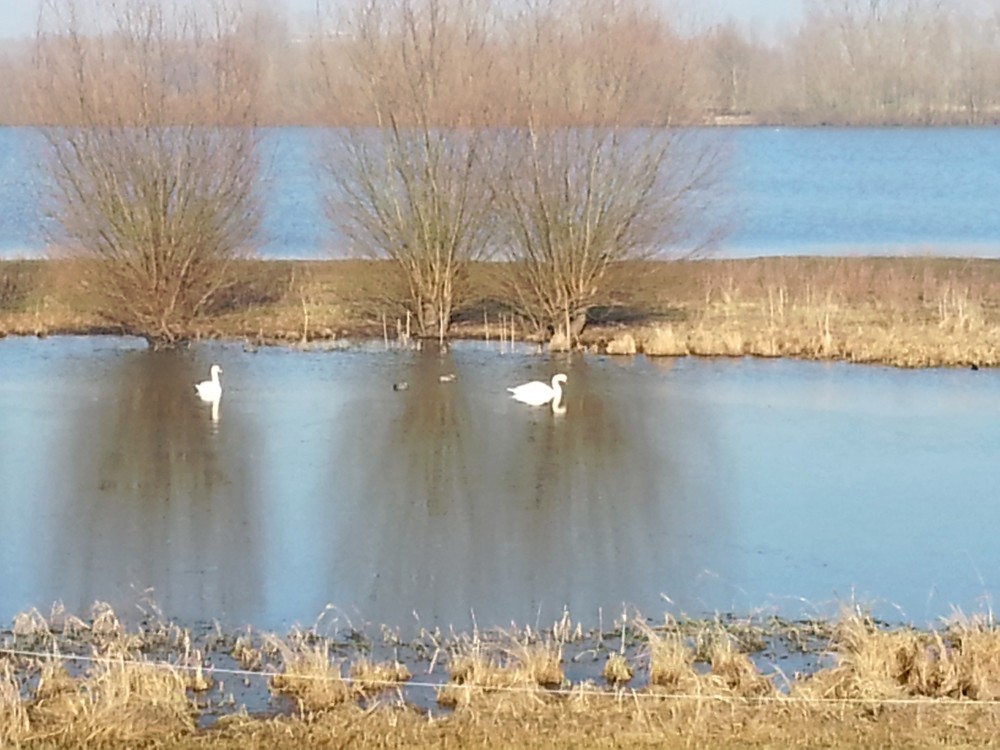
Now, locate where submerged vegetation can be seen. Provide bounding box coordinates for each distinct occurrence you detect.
[3,255,1000,369]
[5,602,1000,747]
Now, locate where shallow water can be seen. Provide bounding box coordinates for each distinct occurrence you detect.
[1,336,998,632]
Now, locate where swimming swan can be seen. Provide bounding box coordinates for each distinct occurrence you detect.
[508,373,567,406]
[195,364,223,402]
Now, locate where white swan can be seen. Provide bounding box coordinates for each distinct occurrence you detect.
[508,373,567,406]
[195,364,223,402]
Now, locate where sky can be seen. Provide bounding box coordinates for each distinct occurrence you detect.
[0,0,806,40]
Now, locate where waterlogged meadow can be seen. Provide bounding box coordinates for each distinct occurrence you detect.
[5,1,1000,742]
[5,602,1000,747]
[2,326,1000,746]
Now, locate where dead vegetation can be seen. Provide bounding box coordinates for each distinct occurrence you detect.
[4,604,1000,747]
[591,255,1000,368]
[4,255,1000,368]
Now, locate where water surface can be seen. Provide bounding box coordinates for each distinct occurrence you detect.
[3,126,1000,259]
[1,336,998,632]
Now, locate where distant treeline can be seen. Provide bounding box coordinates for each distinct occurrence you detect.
[4,0,1000,127]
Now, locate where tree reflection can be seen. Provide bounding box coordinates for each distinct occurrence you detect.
[41,349,264,625]
[331,346,732,632]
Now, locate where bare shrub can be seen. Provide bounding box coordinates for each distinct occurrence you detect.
[30,0,264,348]
[316,0,498,340]
[495,0,725,346]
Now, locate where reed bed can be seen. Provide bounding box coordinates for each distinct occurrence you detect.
[4,603,1000,746]
[597,256,1000,367]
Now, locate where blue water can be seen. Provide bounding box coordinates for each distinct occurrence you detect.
[728,127,1000,256]
[1,338,999,631]
[3,126,1000,259]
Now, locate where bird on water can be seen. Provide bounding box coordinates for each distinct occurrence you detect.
[507,373,567,407]
[195,364,223,402]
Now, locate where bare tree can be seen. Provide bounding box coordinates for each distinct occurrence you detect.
[315,0,498,340]
[30,0,263,348]
[496,0,724,347]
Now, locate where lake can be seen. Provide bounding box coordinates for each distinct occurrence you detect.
[2,126,1000,259]
[1,336,997,633]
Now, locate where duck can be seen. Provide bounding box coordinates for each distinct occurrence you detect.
[195,364,223,402]
[507,373,567,407]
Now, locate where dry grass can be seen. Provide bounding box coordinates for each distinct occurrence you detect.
[0,659,30,745]
[6,256,1000,367]
[601,256,1000,367]
[20,652,194,746]
[266,632,352,713]
[437,633,565,709]
[348,657,412,694]
[602,652,634,685]
[796,610,1000,702]
[642,625,698,693]
[134,698,1000,749]
[7,606,1000,746]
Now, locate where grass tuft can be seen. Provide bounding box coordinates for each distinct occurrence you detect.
[0,660,30,745]
[602,653,634,686]
[267,633,352,713]
[348,658,412,694]
[438,634,565,709]
[27,653,194,744]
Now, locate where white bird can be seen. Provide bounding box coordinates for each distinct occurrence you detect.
[195,364,223,402]
[508,373,567,407]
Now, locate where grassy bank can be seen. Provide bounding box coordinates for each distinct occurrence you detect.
[3,256,1000,367]
[5,604,1000,748]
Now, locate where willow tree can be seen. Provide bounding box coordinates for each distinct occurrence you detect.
[315,0,499,340]
[496,0,723,347]
[31,0,263,348]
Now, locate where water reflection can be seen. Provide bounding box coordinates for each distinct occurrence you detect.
[327,347,730,630]
[5,338,998,633]
[40,349,264,622]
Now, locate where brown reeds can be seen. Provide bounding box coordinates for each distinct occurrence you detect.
[606,256,1000,368]
[437,635,565,709]
[0,659,29,745]
[795,610,1000,702]
[348,658,412,694]
[6,605,1000,745]
[5,256,1000,368]
[602,653,634,686]
[15,652,195,746]
[266,632,352,713]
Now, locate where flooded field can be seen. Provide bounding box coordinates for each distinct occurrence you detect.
[1,336,998,633]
